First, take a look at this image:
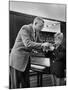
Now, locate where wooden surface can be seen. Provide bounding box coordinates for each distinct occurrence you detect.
[31,56,50,67]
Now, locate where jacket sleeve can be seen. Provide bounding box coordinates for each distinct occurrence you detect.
[20,28,42,50]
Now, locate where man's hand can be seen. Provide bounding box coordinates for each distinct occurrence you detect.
[41,42,50,52]
[41,42,54,52]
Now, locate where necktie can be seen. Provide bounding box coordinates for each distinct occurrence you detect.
[35,31,38,42]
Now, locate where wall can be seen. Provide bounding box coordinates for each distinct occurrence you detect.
[10,1,66,22]
[9,11,35,49]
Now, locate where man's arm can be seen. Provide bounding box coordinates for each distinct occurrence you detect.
[20,28,42,50]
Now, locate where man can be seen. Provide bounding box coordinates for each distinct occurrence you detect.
[9,17,53,89]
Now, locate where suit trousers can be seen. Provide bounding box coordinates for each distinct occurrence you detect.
[9,58,30,89]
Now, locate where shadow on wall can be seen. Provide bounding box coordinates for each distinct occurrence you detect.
[9,11,35,50]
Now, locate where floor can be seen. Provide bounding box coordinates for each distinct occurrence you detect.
[30,73,66,87]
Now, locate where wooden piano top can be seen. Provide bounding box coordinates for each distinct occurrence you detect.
[30,52,50,67]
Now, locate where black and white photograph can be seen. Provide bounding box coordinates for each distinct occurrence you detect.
[9,1,66,89]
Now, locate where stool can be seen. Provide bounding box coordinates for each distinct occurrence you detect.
[31,64,46,87]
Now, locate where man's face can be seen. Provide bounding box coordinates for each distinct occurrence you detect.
[35,21,44,32]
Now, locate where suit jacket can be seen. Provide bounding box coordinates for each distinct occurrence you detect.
[9,24,42,72]
[51,44,66,62]
[50,44,66,77]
